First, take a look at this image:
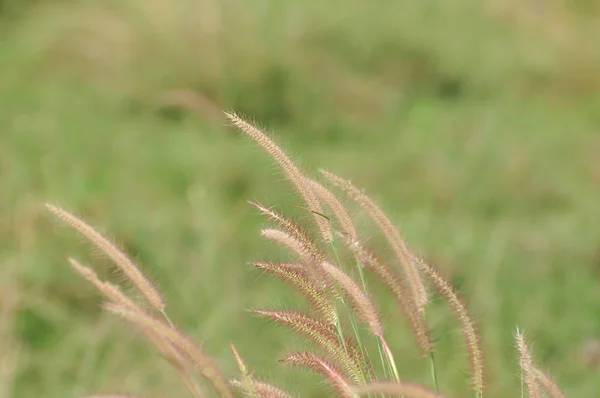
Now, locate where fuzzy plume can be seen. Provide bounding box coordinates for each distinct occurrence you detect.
[226,112,332,242]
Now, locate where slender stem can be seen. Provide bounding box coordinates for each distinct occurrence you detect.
[330,238,370,384]
[160,309,176,328]
[376,337,389,380]
[348,309,372,382]
[380,337,400,382]
[159,309,205,398]
[429,351,439,392]
[355,255,369,294]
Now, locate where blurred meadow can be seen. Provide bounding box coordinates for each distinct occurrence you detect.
[1,0,600,397]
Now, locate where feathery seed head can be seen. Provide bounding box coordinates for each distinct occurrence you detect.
[253,310,366,382]
[225,112,332,242]
[250,202,325,264]
[320,261,383,337]
[261,228,316,266]
[515,329,541,398]
[417,258,484,395]
[230,379,293,398]
[68,259,203,397]
[318,171,428,313]
[253,262,337,324]
[532,367,566,398]
[230,343,249,376]
[306,178,358,241]
[68,257,140,311]
[106,304,232,398]
[46,204,165,311]
[344,246,433,356]
[281,352,356,398]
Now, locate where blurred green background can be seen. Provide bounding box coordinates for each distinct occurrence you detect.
[1,1,600,397]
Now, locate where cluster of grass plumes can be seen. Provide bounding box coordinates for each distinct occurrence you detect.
[45,113,566,398]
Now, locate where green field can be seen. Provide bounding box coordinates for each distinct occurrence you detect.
[1,1,600,397]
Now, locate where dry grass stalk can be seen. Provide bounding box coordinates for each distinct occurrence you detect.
[319,170,428,313]
[229,344,258,398]
[230,379,293,398]
[348,239,433,356]
[49,113,568,397]
[515,330,541,398]
[416,258,484,395]
[45,204,165,312]
[304,184,402,379]
[154,336,205,398]
[250,202,327,284]
[230,343,249,378]
[532,367,565,398]
[281,352,355,398]
[254,262,337,325]
[68,258,139,311]
[352,381,445,398]
[253,310,366,382]
[261,229,309,263]
[342,234,379,270]
[68,258,203,397]
[251,202,325,263]
[320,261,382,337]
[105,304,232,398]
[306,178,358,241]
[225,112,332,242]
[229,345,299,398]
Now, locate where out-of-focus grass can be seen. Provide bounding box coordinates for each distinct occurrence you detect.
[1,1,599,397]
